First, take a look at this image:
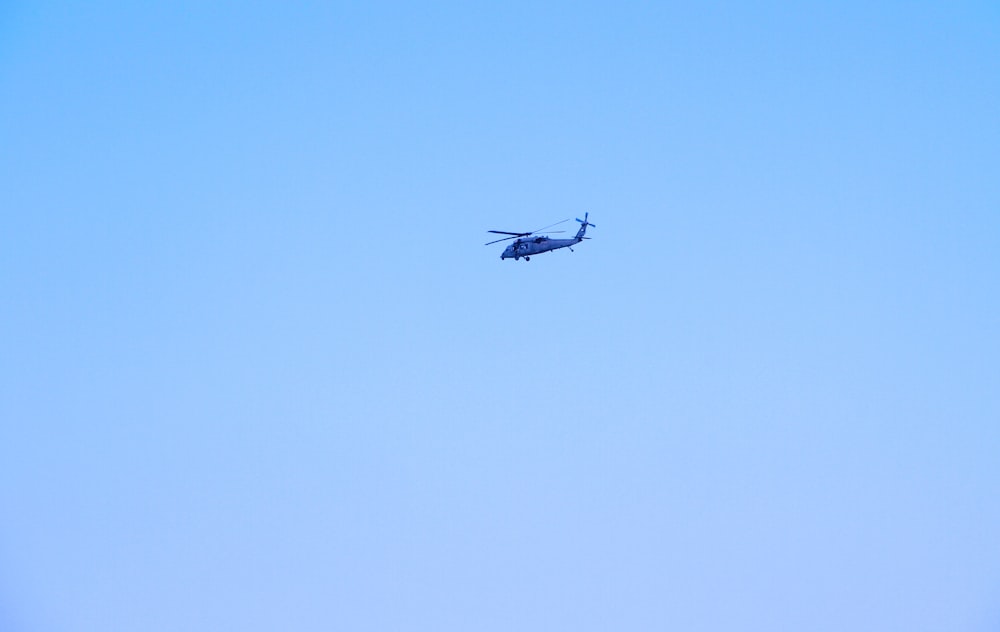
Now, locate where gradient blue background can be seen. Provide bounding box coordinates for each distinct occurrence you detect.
[2,2,999,630]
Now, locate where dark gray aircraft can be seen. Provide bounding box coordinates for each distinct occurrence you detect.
[486,213,596,261]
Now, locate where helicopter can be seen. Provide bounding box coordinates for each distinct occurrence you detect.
[486,213,596,261]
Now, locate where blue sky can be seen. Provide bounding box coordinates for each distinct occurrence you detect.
[2,2,999,630]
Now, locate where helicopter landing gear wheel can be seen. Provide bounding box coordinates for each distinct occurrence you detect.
[525,256,530,261]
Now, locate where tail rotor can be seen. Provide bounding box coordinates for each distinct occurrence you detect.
[574,212,596,240]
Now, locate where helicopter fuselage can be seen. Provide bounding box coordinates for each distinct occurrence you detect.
[501,236,581,260]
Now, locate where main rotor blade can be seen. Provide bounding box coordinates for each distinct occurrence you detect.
[530,218,570,234]
[485,235,523,246]
[485,219,569,246]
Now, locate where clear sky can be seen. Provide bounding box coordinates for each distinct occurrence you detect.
[2,2,999,630]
